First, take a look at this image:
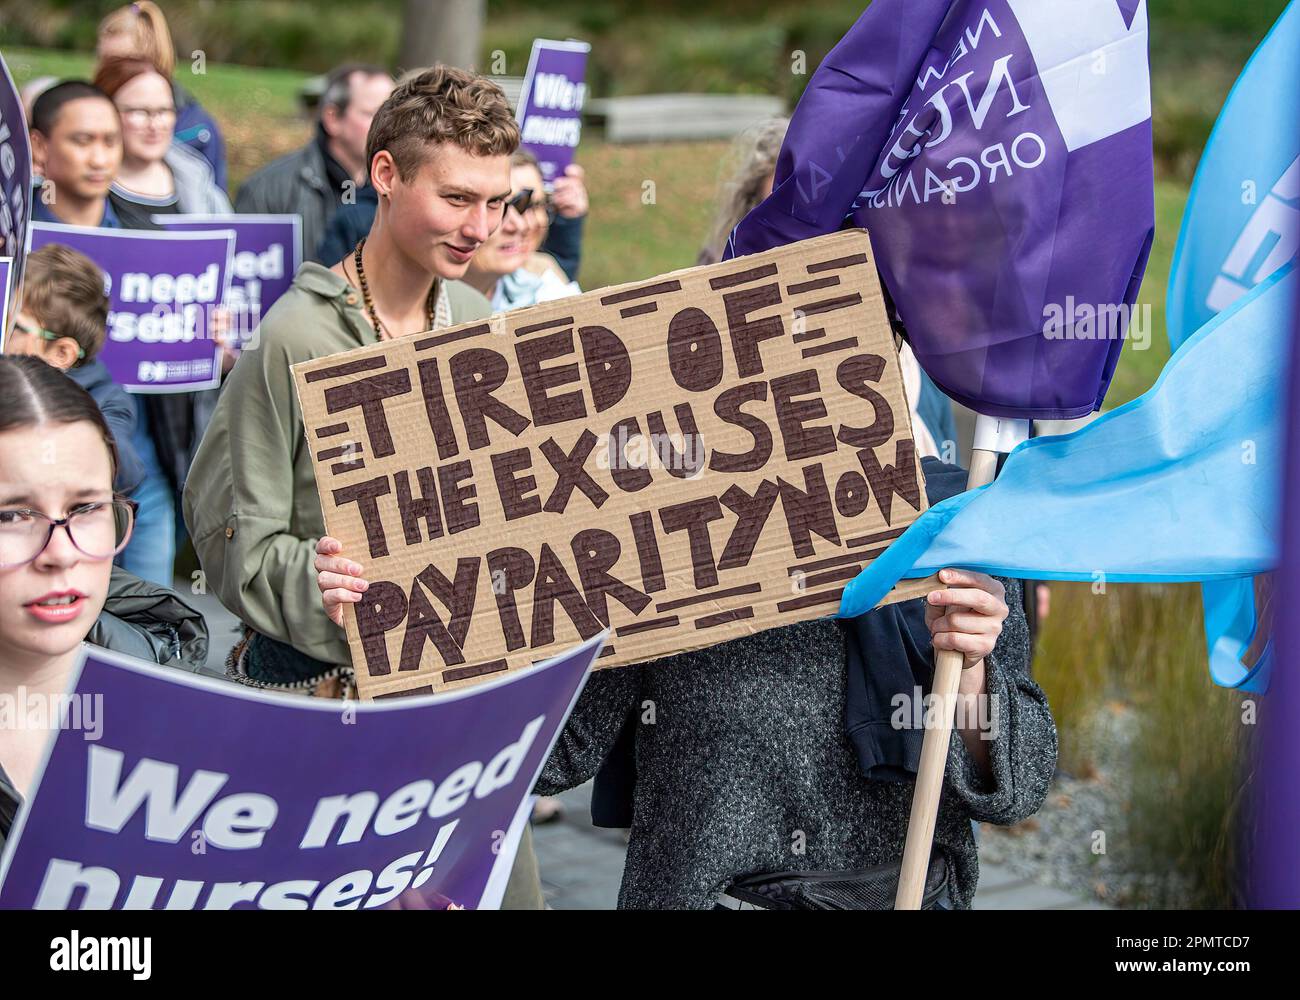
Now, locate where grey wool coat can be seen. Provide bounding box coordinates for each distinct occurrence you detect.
[537,578,1057,909]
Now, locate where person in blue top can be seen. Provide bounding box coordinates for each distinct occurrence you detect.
[28,81,178,590]
[29,82,123,230]
[96,1,228,191]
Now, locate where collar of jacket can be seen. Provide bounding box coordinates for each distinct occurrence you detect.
[292,261,377,345]
[297,139,330,195]
[0,761,18,842]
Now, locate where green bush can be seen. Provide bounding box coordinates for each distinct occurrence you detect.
[1033,583,1253,908]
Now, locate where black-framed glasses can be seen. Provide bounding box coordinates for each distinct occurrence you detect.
[0,498,137,569]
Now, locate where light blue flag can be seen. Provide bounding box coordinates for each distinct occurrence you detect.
[838,262,1291,625]
[1165,2,1298,692]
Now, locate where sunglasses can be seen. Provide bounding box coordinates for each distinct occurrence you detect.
[12,319,85,360]
[505,188,551,217]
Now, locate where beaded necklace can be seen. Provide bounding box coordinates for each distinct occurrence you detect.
[351,238,439,339]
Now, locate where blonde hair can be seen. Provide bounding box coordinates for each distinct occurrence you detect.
[366,65,520,180]
[698,116,790,266]
[98,1,176,79]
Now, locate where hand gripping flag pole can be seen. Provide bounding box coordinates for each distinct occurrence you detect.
[726,0,1155,909]
[895,415,1028,909]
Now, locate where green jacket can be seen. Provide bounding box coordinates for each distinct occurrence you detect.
[183,262,493,668]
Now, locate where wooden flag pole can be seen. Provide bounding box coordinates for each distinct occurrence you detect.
[894,415,1029,910]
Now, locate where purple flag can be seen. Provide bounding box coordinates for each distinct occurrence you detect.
[0,257,11,332]
[155,214,302,351]
[1252,183,1300,908]
[28,221,235,392]
[0,51,32,321]
[0,636,600,910]
[516,39,590,186]
[730,0,1155,420]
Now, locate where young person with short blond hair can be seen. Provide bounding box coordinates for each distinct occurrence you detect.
[184,66,545,908]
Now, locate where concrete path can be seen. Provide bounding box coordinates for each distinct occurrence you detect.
[173,576,243,679]
[532,784,1109,910]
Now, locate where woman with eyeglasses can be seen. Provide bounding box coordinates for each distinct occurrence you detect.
[96,1,227,191]
[91,55,230,230]
[461,150,581,311]
[0,356,209,817]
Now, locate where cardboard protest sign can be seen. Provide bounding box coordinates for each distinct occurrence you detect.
[516,39,590,185]
[293,230,928,700]
[0,637,599,910]
[28,221,235,392]
[155,213,302,348]
[0,51,32,326]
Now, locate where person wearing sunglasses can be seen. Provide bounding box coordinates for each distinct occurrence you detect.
[3,244,145,499]
[461,150,581,312]
[0,356,209,840]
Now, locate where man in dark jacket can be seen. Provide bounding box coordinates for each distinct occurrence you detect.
[235,64,393,263]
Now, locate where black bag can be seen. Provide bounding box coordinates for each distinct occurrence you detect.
[719,854,950,910]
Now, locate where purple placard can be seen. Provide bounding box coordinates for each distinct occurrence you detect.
[0,635,601,910]
[27,221,235,393]
[0,50,32,316]
[0,257,11,334]
[516,39,590,186]
[155,214,303,349]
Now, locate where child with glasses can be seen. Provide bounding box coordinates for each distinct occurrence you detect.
[4,244,145,497]
[0,355,210,855]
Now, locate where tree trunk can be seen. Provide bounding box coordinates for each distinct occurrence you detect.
[398,0,485,72]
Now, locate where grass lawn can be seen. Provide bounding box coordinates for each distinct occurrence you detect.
[4,45,312,188]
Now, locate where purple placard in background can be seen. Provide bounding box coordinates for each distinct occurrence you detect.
[516,39,590,186]
[0,50,32,319]
[28,221,235,392]
[0,635,601,910]
[0,257,11,333]
[156,214,302,348]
